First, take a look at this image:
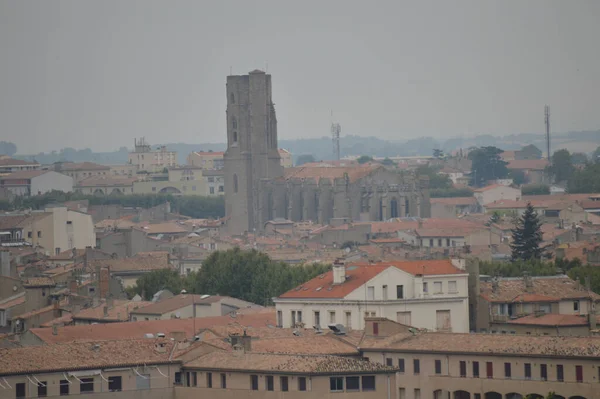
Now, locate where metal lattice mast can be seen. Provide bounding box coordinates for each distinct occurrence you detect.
[545,105,551,163]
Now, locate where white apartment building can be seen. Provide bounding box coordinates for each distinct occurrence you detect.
[273,259,469,332]
[128,138,177,172]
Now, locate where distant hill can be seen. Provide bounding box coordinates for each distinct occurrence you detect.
[14,130,600,165]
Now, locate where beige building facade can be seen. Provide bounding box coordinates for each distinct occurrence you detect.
[129,138,177,172]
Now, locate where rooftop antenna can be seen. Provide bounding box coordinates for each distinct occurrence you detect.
[545,105,551,164]
[330,111,341,161]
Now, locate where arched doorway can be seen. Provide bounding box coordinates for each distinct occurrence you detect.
[454,391,470,399]
[109,188,123,196]
[506,394,523,399]
[485,393,502,399]
[526,395,543,399]
[390,197,399,218]
[569,396,587,399]
[93,188,105,196]
[159,187,182,194]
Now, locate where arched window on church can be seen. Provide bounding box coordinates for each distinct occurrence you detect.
[390,198,398,218]
[405,198,410,217]
[232,131,238,144]
[232,116,237,129]
[379,198,384,221]
[233,174,238,193]
[230,92,235,104]
[267,191,273,221]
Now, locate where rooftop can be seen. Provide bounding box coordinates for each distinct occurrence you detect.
[0,170,49,180]
[430,197,477,206]
[284,164,382,183]
[60,162,110,171]
[73,300,153,322]
[88,252,171,273]
[505,313,590,327]
[507,159,549,170]
[23,277,56,288]
[76,176,138,187]
[131,294,224,315]
[278,260,463,299]
[184,351,396,375]
[136,222,188,235]
[480,276,600,303]
[0,158,39,166]
[360,331,600,359]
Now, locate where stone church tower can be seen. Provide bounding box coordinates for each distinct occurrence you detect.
[224,70,283,235]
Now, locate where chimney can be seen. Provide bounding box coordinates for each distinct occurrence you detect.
[52,324,58,336]
[229,330,252,352]
[69,279,78,293]
[171,331,186,342]
[523,272,533,292]
[332,259,346,284]
[99,267,110,299]
[491,276,499,293]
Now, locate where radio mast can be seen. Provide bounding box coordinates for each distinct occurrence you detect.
[544,105,551,163]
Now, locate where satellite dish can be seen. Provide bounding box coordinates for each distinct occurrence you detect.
[175,312,181,319]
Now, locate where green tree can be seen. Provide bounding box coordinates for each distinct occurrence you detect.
[547,149,575,183]
[357,155,374,164]
[432,149,444,159]
[508,169,527,185]
[296,154,315,166]
[485,211,500,226]
[567,162,600,193]
[416,166,452,189]
[568,265,600,294]
[128,269,184,300]
[468,146,509,186]
[593,146,600,163]
[521,184,550,195]
[571,152,588,165]
[0,141,17,156]
[510,203,544,261]
[381,157,395,166]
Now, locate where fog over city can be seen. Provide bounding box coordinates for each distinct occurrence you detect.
[1,0,599,153]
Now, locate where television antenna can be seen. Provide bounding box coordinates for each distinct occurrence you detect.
[330,111,341,161]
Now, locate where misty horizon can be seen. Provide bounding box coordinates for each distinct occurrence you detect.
[1,0,599,154]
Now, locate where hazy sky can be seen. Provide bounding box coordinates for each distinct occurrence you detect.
[1,0,599,154]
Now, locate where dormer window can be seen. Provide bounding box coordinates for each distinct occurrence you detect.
[233,131,238,144]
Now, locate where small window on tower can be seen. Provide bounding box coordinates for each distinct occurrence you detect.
[232,116,238,129]
[233,174,238,193]
[233,131,238,143]
[230,92,235,104]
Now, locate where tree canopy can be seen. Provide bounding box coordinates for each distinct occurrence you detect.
[357,155,374,164]
[416,166,452,189]
[468,146,508,186]
[129,249,331,305]
[567,162,600,193]
[521,184,550,196]
[296,154,315,166]
[570,152,588,165]
[0,141,17,156]
[510,203,544,261]
[547,149,575,183]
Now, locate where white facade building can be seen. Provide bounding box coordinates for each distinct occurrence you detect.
[273,259,469,332]
[0,170,73,196]
[474,184,521,206]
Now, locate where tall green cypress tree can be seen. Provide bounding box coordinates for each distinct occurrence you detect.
[510,203,544,261]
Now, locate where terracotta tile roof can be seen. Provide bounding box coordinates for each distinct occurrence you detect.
[60,162,110,171]
[47,248,86,261]
[1,170,49,180]
[88,252,171,273]
[484,200,531,209]
[506,313,589,327]
[137,222,188,235]
[73,300,153,322]
[360,331,600,359]
[278,260,463,299]
[192,151,224,156]
[250,335,359,356]
[430,197,477,206]
[284,164,382,183]
[95,218,138,229]
[0,294,25,310]
[184,351,397,374]
[0,215,30,230]
[415,227,482,238]
[23,277,56,288]
[480,276,600,303]
[30,311,276,344]
[0,158,39,166]
[131,294,224,315]
[473,184,507,193]
[0,339,180,376]
[370,238,404,244]
[14,304,58,320]
[40,313,74,327]
[507,159,549,170]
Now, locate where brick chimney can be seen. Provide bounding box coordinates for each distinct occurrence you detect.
[99,267,110,299]
[69,279,78,293]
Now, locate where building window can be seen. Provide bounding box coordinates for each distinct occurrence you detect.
[220,373,226,388]
[297,311,302,323]
[298,377,307,391]
[413,359,420,375]
[28,231,32,238]
[218,185,224,192]
[540,364,547,381]
[446,238,450,246]
[80,378,94,393]
[192,185,196,191]
[574,301,580,311]
[210,187,215,194]
[152,187,156,192]
[486,362,493,379]
[382,285,388,299]
[557,364,564,382]
[250,375,258,390]
[435,360,442,375]
[37,382,47,397]
[38,231,42,238]
[233,131,238,143]
[59,380,69,396]
[361,376,375,391]
[459,361,467,377]
[233,174,238,193]
[576,365,583,383]
[175,372,182,385]
[386,358,393,366]
[346,376,359,392]
[314,311,320,327]
[434,281,442,294]
[473,361,479,378]
[423,282,428,293]
[16,383,25,399]
[396,285,404,299]
[448,281,457,293]
[108,376,122,392]
[280,376,288,392]
[329,311,336,324]
[429,239,434,247]
[524,363,531,379]
[367,286,375,300]
[265,375,274,391]
[438,239,442,247]
[398,358,405,373]
[329,377,343,392]
[414,388,421,399]
[373,322,379,335]
[206,373,212,388]
[208,177,215,183]
[504,362,511,379]
[232,116,238,129]
[192,372,197,387]
[345,311,352,328]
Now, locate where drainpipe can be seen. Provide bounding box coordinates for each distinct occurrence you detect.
[387,374,391,399]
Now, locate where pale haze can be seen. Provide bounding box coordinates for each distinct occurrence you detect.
[0,0,598,154]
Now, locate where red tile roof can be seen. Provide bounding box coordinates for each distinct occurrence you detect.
[507,159,549,170]
[0,295,25,310]
[474,184,506,193]
[1,170,49,180]
[0,158,39,166]
[284,164,381,183]
[131,294,225,315]
[30,311,276,344]
[60,162,110,171]
[506,313,589,327]
[278,260,463,299]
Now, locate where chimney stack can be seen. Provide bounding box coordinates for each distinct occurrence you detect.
[332,259,346,285]
[52,324,58,336]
